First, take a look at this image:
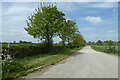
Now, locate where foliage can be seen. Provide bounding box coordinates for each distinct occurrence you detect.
[89,40,119,55]
[65,20,78,44]
[2,2,87,79]
[19,40,32,43]
[72,34,86,47]
[2,46,83,79]
[96,40,102,45]
[24,2,85,50]
[25,3,65,51]
[91,45,120,55]
[2,43,64,59]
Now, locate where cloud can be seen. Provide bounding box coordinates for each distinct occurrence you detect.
[57,2,117,14]
[57,3,78,12]
[90,2,117,8]
[106,30,114,33]
[2,2,118,43]
[4,6,35,16]
[81,16,102,25]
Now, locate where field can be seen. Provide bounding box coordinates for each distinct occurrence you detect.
[91,45,120,55]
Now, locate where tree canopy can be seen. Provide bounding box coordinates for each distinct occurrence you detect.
[72,34,86,47]
[25,3,86,50]
[25,3,65,45]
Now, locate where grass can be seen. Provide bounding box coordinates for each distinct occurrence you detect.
[2,46,83,79]
[91,45,119,56]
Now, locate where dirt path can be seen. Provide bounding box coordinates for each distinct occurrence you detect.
[24,46,118,78]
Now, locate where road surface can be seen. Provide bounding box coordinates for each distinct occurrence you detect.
[24,46,118,78]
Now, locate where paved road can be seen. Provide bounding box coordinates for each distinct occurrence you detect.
[24,46,118,78]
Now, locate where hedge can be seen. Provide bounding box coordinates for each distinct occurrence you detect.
[2,44,64,59]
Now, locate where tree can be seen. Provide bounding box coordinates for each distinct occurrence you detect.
[96,40,102,45]
[107,40,114,50]
[88,41,92,45]
[66,20,78,44]
[107,40,114,45]
[72,33,86,47]
[57,19,67,47]
[25,3,65,51]
[57,20,78,48]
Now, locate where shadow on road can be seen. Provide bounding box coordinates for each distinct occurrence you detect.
[72,52,85,57]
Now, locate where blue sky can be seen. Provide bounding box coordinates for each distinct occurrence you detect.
[1,2,118,43]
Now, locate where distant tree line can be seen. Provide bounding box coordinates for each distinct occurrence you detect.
[90,40,120,54]
[88,40,119,45]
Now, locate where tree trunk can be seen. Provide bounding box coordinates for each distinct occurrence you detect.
[62,40,66,49]
[46,27,53,53]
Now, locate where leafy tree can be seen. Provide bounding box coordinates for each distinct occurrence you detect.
[118,41,120,43]
[107,40,114,50]
[58,20,78,47]
[107,40,114,45]
[96,40,102,45]
[66,20,78,44]
[88,41,92,45]
[56,18,66,47]
[72,33,86,47]
[25,3,65,51]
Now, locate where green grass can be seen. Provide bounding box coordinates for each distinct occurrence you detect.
[91,45,120,56]
[2,46,83,79]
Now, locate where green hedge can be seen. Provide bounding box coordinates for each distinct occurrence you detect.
[2,44,64,59]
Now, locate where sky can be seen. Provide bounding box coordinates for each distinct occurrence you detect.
[1,2,118,43]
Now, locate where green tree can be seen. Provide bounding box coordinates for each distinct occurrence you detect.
[96,40,102,45]
[107,40,114,50]
[72,34,86,47]
[58,20,78,47]
[25,3,65,51]
[57,20,67,47]
[66,20,78,44]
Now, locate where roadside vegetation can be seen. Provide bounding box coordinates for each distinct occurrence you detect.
[2,3,86,79]
[90,40,120,56]
[2,45,84,78]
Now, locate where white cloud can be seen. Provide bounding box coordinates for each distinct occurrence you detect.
[90,2,117,8]
[57,2,78,12]
[57,2,117,14]
[107,30,114,33]
[81,16,102,25]
[4,6,35,16]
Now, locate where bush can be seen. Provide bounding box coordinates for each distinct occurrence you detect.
[2,60,26,78]
[2,43,65,59]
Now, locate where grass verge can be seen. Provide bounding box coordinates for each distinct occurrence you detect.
[91,45,119,56]
[2,46,84,79]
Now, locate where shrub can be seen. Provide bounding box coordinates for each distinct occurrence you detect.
[2,43,65,59]
[2,60,26,78]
